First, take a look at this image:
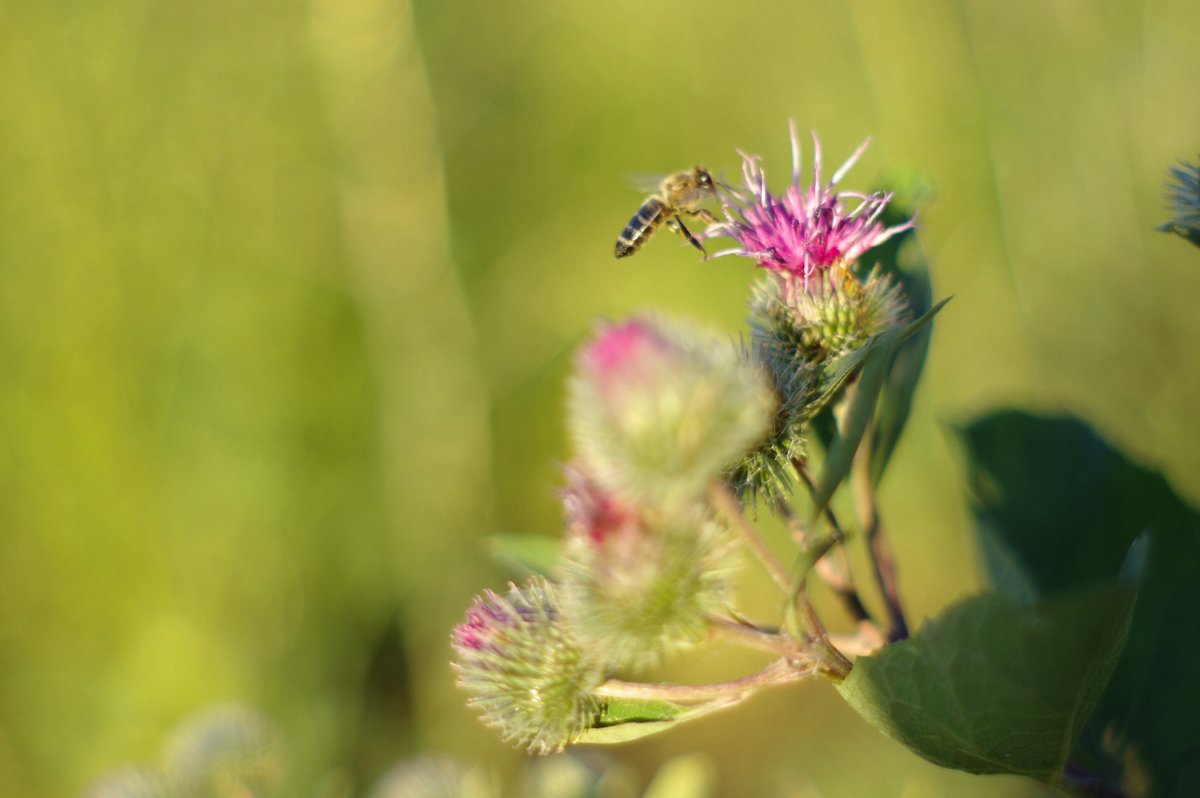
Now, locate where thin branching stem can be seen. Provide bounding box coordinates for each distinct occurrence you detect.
[594,658,810,704]
[709,483,851,678]
[707,615,806,659]
[790,462,880,631]
[851,438,909,641]
[797,592,853,679]
[709,481,790,594]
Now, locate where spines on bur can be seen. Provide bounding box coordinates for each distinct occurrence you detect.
[558,468,736,669]
[568,314,775,506]
[452,577,604,755]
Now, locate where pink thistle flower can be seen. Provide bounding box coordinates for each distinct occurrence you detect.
[707,122,914,292]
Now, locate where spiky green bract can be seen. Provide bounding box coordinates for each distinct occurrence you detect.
[777,266,906,364]
[558,469,735,669]
[452,577,604,755]
[1157,158,1200,248]
[568,314,775,506]
[730,269,906,503]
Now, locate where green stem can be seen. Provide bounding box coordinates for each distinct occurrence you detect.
[707,615,806,659]
[594,658,809,704]
[780,492,878,631]
[709,481,790,594]
[783,534,853,680]
[851,440,908,641]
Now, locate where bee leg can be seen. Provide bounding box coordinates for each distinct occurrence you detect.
[692,208,718,224]
[670,216,708,257]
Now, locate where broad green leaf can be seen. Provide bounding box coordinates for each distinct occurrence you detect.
[484,533,562,578]
[1087,522,1200,797]
[959,411,1200,795]
[958,412,1175,599]
[837,585,1135,782]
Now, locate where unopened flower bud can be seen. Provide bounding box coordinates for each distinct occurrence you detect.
[559,469,735,669]
[748,267,903,365]
[452,577,603,754]
[568,314,775,504]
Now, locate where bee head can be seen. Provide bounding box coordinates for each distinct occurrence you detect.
[694,167,715,191]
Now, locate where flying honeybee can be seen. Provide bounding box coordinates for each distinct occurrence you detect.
[614,166,718,259]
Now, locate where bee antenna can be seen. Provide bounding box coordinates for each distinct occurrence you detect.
[714,176,743,200]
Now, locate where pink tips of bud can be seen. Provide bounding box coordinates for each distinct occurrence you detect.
[562,467,641,546]
[568,313,775,505]
[451,578,602,755]
[581,319,675,389]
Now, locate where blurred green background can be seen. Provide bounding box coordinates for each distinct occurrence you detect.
[1,1,1197,796]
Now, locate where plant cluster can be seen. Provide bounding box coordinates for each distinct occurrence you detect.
[454,129,1200,798]
[453,124,934,752]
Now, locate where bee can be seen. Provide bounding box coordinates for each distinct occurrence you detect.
[614,166,718,259]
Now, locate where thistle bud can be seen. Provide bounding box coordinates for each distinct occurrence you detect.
[568,314,774,504]
[754,267,905,363]
[452,577,603,754]
[559,469,735,669]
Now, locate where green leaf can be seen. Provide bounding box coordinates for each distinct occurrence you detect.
[595,696,687,725]
[807,329,899,528]
[575,697,727,746]
[1090,523,1200,797]
[575,721,681,746]
[484,533,562,578]
[958,412,1175,599]
[837,585,1135,782]
[959,411,1200,795]
[865,203,934,486]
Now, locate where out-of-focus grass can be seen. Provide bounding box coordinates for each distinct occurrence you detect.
[0,1,1196,796]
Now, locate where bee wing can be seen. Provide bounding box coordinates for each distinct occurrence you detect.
[625,172,667,194]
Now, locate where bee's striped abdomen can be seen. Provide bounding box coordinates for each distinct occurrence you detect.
[615,197,667,258]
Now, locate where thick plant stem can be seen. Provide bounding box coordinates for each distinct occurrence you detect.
[594,659,809,704]
[707,615,807,659]
[709,481,790,594]
[797,593,853,679]
[781,532,853,680]
[851,440,909,641]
